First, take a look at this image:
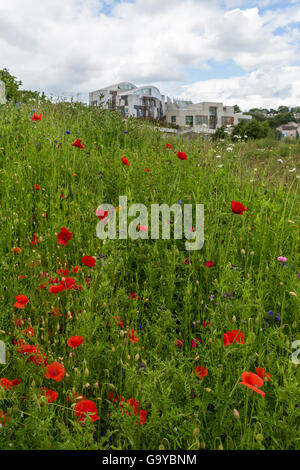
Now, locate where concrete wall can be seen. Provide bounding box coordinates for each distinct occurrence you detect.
[0,80,6,104]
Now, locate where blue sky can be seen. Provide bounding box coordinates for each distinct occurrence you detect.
[0,0,299,110]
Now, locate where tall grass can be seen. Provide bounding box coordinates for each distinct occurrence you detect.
[0,101,299,450]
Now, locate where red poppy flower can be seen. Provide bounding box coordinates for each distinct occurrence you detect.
[0,410,10,426]
[40,388,58,403]
[45,362,65,382]
[175,338,184,347]
[139,409,147,425]
[72,139,84,149]
[0,378,21,390]
[130,292,141,300]
[255,367,271,382]
[121,157,130,166]
[74,399,100,422]
[35,184,40,190]
[96,209,108,220]
[81,255,96,267]
[231,201,248,215]
[31,113,42,121]
[14,295,29,309]
[23,327,34,337]
[223,330,246,346]
[195,365,208,379]
[12,247,21,253]
[166,144,172,149]
[49,284,65,294]
[72,265,81,273]
[115,316,124,328]
[177,151,187,160]
[205,261,214,268]
[137,225,148,232]
[0,378,13,390]
[202,320,210,328]
[32,233,40,245]
[30,350,47,366]
[108,389,118,402]
[57,227,73,246]
[57,268,69,276]
[128,329,139,343]
[61,277,76,290]
[144,168,150,172]
[67,336,84,348]
[191,337,202,348]
[239,372,265,396]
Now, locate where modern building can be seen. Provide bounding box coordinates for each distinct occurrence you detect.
[0,80,6,104]
[89,82,165,120]
[276,122,300,139]
[165,98,252,130]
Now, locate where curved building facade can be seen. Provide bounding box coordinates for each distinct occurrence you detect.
[89,82,165,120]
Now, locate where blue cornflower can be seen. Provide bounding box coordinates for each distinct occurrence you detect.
[267,310,273,316]
[298,272,300,279]
[65,130,71,134]
[124,131,128,134]
[139,325,143,329]
[178,200,182,204]
[275,314,281,321]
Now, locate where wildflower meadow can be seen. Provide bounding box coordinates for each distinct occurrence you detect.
[0,101,299,450]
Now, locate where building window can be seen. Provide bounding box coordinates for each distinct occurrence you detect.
[209,107,217,129]
[195,115,208,125]
[171,116,176,123]
[221,116,234,126]
[185,115,193,126]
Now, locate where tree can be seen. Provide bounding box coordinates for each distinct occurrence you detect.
[234,104,241,113]
[232,117,269,140]
[277,105,290,114]
[0,68,22,102]
[0,68,47,104]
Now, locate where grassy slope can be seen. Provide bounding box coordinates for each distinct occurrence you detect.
[0,101,299,450]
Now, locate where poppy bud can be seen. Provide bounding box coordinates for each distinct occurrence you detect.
[218,444,224,450]
[84,368,89,377]
[233,409,240,420]
[158,444,165,450]
[241,249,246,255]
[94,382,99,388]
[232,316,236,322]
[135,354,140,361]
[193,428,200,437]
[256,434,264,442]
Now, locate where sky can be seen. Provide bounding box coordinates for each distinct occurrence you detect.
[0,0,300,110]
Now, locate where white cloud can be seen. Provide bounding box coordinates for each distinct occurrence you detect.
[0,0,299,108]
[182,66,300,110]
